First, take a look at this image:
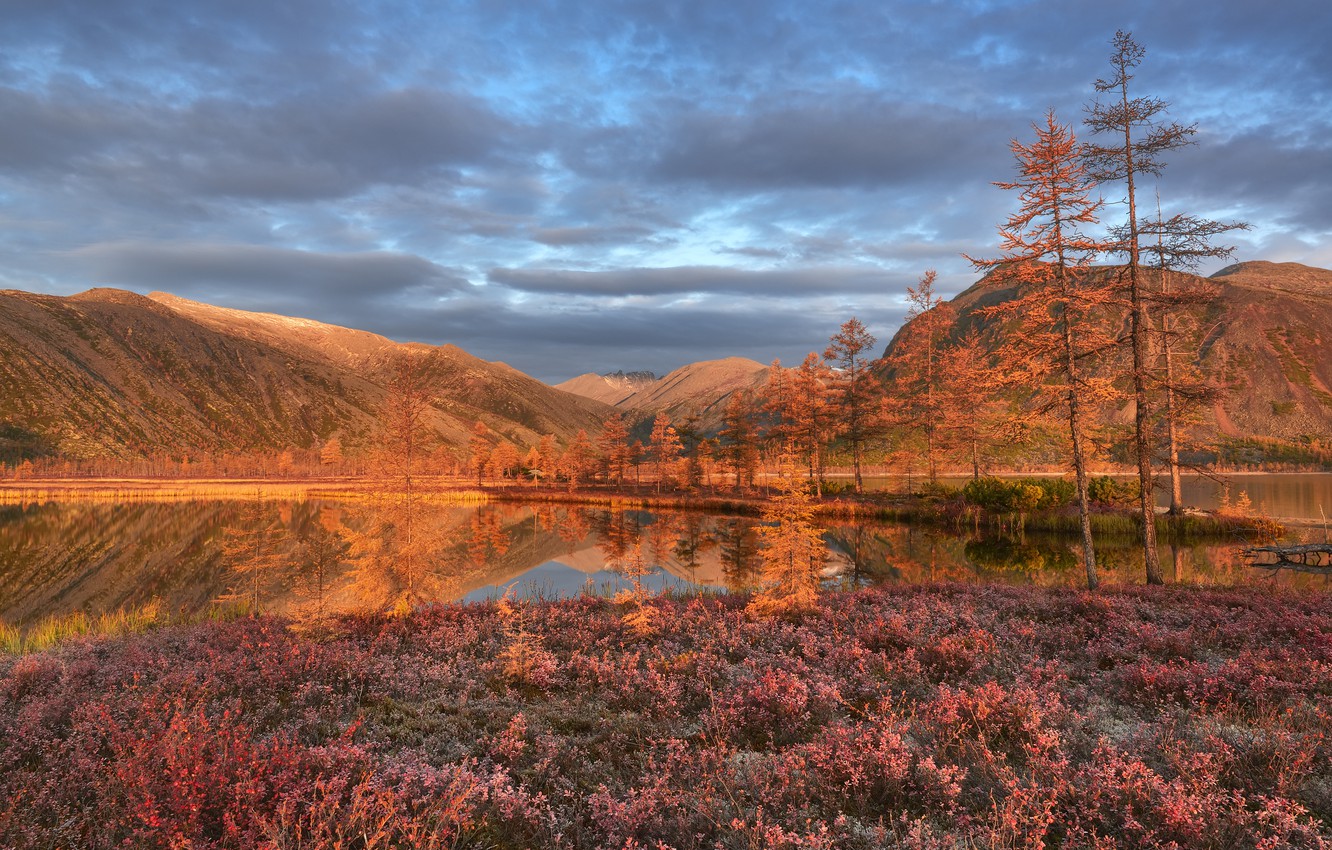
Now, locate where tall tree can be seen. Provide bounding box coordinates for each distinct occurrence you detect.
[940,328,1010,480]
[1083,30,1195,584]
[763,356,832,494]
[1138,201,1249,512]
[648,413,683,493]
[559,429,598,489]
[886,270,956,483]
[968,110,1114,591]
[790,353,832,494]
[598,414,632,487]
[719,390,760,490]
[824,317,879,493]
[468,422,493,486]
[376,351,439,602]
[747,455,827,618]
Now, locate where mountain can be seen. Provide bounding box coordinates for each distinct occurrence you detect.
[0,288,612,462]
[616,357,771,424]
[880,260,1332,461]
[553,370,658,406]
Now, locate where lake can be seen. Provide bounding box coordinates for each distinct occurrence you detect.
[863,472,1332,523]
[3,483,1329,627]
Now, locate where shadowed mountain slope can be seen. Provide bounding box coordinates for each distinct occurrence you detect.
[880,260,1332,458]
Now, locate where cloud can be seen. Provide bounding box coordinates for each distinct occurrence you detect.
[2,0,1330,386]
[646,95,1013,192]
[62,242,470,299]
[487,265,897,298]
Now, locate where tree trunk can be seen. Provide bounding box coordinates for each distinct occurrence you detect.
[1064,314,1099,591]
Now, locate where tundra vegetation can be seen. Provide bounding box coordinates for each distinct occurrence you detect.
[2,585,1330,848]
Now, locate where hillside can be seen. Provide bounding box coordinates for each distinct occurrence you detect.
[553,370,658,406]
[555,357,772,432]
[0,288,612,462]
[618,357,770,420]
[881,260,1332,462]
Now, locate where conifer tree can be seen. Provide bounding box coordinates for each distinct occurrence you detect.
[559,429,598,489]
[719,390,760,490]
[598,414,632,486]
[468,422,493,486]
[648,413,683,493]
[747,454,827,618]
[1138,203,1248,512]
[940,328,1010,480]
[968,110,1114,591]
[1083,30,1196,584]
[824,317,879,493]
[374,351,440,603]
[887,270,956,483]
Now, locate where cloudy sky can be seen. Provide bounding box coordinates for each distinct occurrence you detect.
[3,1,1329,382]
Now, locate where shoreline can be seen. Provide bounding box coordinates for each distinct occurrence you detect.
[0,475,1319,531]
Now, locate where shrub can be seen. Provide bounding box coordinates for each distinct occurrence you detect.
[961,476,1071,513]
[1087,475,1139,507]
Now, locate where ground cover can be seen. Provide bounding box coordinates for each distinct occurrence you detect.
[3,584,1330,848]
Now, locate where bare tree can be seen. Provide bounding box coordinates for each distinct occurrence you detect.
[1138,199,1249,512]
[1083,30,1196,584]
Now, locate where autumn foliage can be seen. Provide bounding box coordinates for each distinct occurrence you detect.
[3,584,1330,848]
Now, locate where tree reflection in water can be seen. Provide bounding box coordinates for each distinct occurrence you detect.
[0,498,1316,627]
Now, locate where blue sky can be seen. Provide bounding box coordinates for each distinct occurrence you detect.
[3,0,1329,382]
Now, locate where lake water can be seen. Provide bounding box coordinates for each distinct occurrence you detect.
[3,487,1329,626]
[863,472,1332,523]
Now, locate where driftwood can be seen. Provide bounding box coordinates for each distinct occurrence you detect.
[1244,543,1332,568]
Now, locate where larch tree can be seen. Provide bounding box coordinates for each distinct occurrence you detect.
[559,429,598,489]
[468,422,493,486]
[648,413,683,493]
[1138,201,1248,512]
[763,357,830,495]
[375,350,440,604]
[941,327,1010,480]
[1083,30,1196,584]
[968,110,1115,591]
[790,353,832,495]
[824,317,879,493]
[598,414,632,487]
[319,436,344,468]
[719,390,760,490]
[886,269,956,483]
[747,454,827,618]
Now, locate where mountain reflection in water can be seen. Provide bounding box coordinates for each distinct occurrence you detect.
[0,499,1324,625]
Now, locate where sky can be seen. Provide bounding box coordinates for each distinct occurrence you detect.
[2,1,1329,383]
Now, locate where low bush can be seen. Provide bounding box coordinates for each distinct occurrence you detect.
[962,475,1073,513]
[2,585,1329,848]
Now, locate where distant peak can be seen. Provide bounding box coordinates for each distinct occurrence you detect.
[603,369,658,382]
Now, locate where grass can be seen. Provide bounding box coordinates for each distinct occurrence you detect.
[0,597,260,656]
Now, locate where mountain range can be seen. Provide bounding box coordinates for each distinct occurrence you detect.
[2,259,1329,466]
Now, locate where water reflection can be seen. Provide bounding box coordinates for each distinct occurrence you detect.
[1,499,1327,625]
